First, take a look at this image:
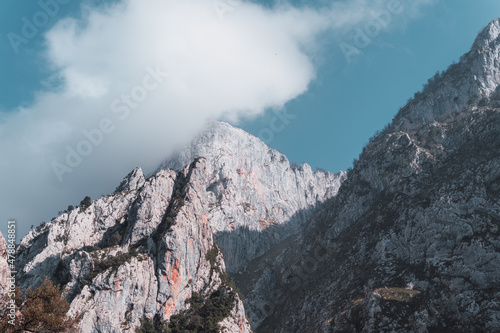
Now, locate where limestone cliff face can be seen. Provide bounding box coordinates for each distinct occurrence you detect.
[14,159,251,332]
[0,232,11,318]
[246,18,500,333]
[11,122,345,332]
[0,232,9,285]
[159,121,346,271]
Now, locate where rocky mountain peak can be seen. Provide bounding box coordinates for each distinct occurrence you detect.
[393,18,500,135]
[471,17,500,52]
[115,167,145,192]
[242,17,500,333]
[158,121,346,271]
[466,17,500,94]
[159,121,248,169]
[3,120,345,332]
[158,121,288,175]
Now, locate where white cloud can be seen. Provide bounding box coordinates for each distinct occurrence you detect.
[0,0,433,237]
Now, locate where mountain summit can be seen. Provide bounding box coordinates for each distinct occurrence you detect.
[1,121,344,332]
[395,18,500,131]
[160,121,346,271]
[244,18,500,332]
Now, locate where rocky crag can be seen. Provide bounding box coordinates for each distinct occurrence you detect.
[4,122,344,332]
[245,18,500,333]
[159,121,346,272]
[0,233,12,320]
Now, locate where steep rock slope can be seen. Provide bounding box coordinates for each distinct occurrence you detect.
[159,121,346,271]
[0,232,11,319]
[15,160,251,332]
[10,122,344,332]
[249,18,500,333]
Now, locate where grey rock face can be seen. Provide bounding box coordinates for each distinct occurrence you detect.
[0,232,9,289]
[395,18,500,134]
[11,121,345,332]
[247,18,500,333]
[159,121,346,271]
[115,167,146,193]
[0,232,11,318]
[15,158,252,332]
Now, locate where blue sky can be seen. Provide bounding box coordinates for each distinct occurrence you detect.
[241,0,500,171]
[1,0,500,238]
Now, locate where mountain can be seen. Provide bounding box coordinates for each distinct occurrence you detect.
[244,18,500,332]
[3,15,500,333]
[158,121,346,272]
[3,122,345,332]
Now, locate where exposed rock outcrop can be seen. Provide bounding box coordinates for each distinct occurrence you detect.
[160,121,346,271]
[0,232,11,319]
[246,18,500,333]
[11,122,345,332]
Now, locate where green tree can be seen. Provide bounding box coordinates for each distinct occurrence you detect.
[136,287,235,333]
[136,316,168,333]
[0,277,79,333]
[79,196,92,211]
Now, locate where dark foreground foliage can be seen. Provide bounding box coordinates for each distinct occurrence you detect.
[136,287,235,333]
